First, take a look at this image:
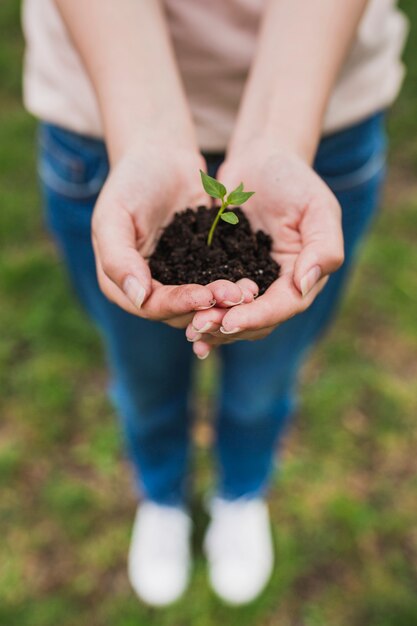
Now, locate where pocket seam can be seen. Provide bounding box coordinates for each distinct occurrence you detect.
[320,150,386,192]
[38,154,108,200]
[38,125,108,201]
[39,130,84,175]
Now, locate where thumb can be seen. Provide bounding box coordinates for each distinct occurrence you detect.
[92,202,152,314]
[293,199,344,297]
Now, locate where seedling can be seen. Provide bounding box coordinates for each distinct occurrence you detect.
[200,170,255,246]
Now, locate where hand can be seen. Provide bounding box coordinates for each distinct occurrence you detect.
[186,139,344,356]
[91,143,257,327]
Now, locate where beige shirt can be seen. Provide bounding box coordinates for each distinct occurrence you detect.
[22,0,407,152]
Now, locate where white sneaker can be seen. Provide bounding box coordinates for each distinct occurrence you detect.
[128,501,192,607]
[204,497,274,605]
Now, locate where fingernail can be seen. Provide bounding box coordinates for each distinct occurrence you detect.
[197,352,210,360]
[197,299,216,310]
[193,322,212,333]
[220,326,241,335]
[300,265,322,297]
[187,333,202,343]
[123,275,146,309]
[223,295,244,306]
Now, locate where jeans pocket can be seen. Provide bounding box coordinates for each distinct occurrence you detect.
[315,112,387,193]
[38,123,109,201]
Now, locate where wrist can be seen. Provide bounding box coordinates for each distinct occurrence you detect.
[229,110,322,166]
[228,126,318,166]
[105,111,199,165]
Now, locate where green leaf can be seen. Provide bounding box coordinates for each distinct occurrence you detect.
[220,211,239,225]
[230,182,244,195]
[200,170,226,199]
[227,190,255,206]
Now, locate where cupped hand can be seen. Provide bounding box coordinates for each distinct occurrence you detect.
[91,144,253,327]
[187,138,344,356]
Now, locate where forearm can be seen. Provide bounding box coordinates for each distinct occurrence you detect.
[54,0,197,162]
[229,0,368,163]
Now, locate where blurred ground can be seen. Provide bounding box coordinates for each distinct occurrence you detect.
[1,2,417,625]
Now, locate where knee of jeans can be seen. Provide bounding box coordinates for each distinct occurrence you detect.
[221,381,295,426]
[110,375,189,432]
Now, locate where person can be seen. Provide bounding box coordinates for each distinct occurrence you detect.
[23,0,407,608]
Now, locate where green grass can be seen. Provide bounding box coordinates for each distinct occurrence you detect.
[1,2,417,624]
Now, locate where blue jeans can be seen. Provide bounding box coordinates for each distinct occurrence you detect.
[38,113,386,505]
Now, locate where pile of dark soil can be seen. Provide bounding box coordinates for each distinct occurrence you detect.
[149,206,280,295]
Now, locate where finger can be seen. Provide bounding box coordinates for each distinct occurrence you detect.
[165,313,194,329]
[191,331,242,353]
[92,204,152,310]
[208,279,244,308]
[186,324,204,343]
[191,324,276,347]
[186,320,222,343]
[229,326,276,341]
[96,246,216,321]
[192,340,212,360]
[236,278,259,303]
[191,307,226,333]
[141,283,216,320]
[188,283,263,335]
[95,256,146,315]
[220,273,328,333]
[293,196,344,297]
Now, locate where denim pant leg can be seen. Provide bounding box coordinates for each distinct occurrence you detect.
[216,113,387,499]
[38,123,194,505]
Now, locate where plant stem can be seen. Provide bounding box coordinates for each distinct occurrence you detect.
[207,198,228,246]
